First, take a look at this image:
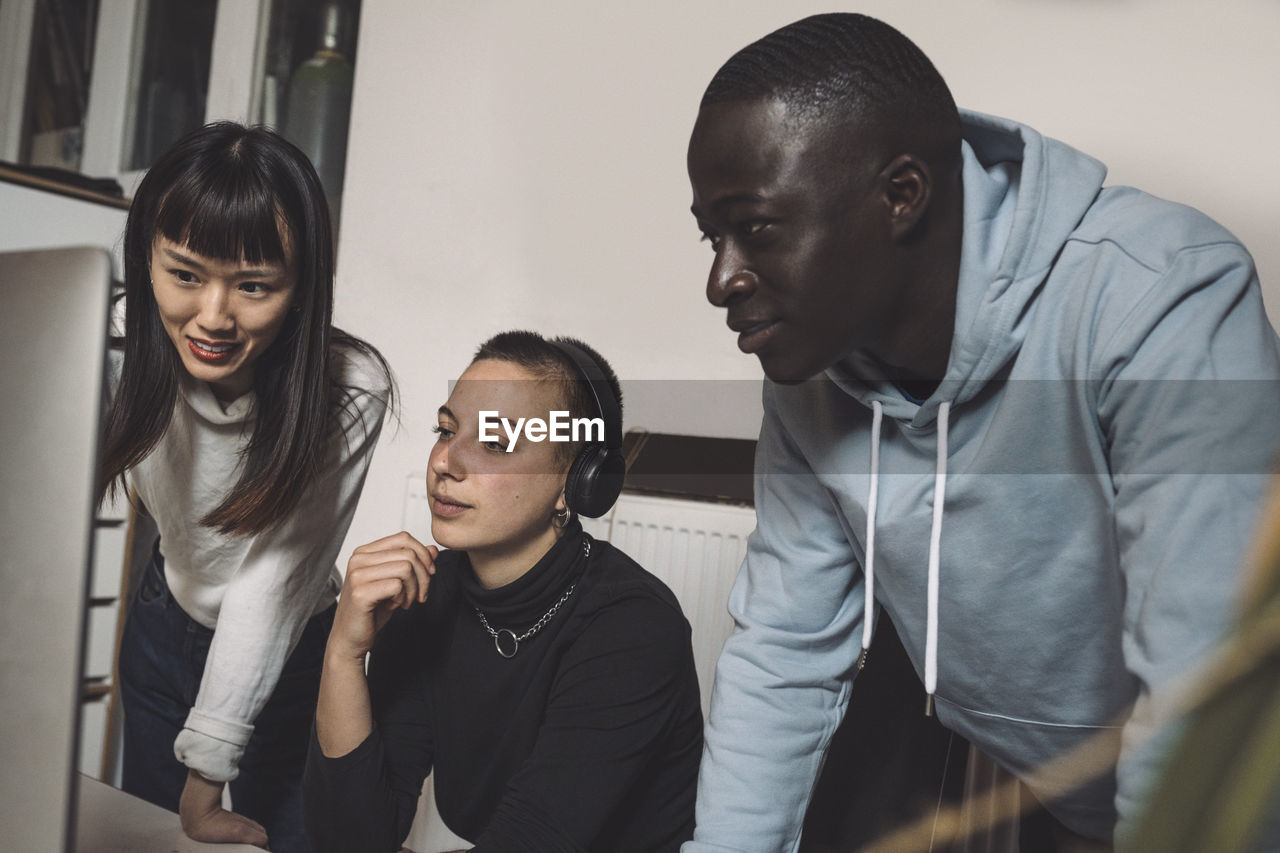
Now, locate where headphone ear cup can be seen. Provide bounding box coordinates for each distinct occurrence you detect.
[564,444,626,519]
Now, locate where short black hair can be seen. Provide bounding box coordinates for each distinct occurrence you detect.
[472,331,623,462]
[702,13,960,161]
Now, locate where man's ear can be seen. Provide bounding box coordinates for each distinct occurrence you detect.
[879,153,932,240]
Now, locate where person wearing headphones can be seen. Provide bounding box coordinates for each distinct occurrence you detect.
[302,330,703,852]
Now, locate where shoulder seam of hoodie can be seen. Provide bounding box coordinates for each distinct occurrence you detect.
[1066,234,1246,277]
[1089,238,1255,382]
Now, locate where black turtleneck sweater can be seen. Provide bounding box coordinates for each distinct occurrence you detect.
[303,523,703,852]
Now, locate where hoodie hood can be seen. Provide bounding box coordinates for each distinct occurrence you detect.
[828,110,1108,421]
[824,111,1109,712]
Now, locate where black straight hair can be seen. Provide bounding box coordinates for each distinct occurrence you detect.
[99,121,393,535]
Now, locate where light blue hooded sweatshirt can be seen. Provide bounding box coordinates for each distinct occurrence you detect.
[687,111,1280,851]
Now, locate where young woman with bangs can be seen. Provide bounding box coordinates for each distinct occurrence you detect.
[99,121,393,852]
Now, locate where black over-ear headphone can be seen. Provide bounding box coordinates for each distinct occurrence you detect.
[549,341,625,518]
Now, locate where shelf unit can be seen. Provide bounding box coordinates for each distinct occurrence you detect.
[81,493,130,784]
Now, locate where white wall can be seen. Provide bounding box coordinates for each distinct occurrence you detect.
[0,182,127,277]
[333,0,1280,565]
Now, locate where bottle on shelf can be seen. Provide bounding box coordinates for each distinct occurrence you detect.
[283,1,353,231]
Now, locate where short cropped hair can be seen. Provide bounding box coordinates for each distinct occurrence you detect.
[702,13,960,160]
[472,331,623,462]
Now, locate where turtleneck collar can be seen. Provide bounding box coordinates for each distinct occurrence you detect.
[456,519,590,625]
[177,369,257,424]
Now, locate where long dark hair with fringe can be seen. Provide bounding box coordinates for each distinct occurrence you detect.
[98,121,392,536]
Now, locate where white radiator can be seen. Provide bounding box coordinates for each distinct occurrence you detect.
[400,475,756,853]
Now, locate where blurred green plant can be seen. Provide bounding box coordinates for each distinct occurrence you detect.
[1127,482,1280,852]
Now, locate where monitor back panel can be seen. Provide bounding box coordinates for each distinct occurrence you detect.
[0,246,112,852]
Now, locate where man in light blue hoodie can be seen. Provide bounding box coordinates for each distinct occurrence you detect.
[685,12,1280,853]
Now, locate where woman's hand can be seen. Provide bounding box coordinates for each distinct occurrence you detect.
[328,531,438,662]
[178,769,270,848]
[317,532,437,759]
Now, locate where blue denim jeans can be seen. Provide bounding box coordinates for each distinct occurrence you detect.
[119,543,334,853]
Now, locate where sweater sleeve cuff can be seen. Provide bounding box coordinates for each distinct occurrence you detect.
[174,709,255,782]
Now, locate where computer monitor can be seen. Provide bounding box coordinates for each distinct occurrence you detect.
[0,246,112,852]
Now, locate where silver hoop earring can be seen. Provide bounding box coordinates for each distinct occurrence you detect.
[553,506,570,529]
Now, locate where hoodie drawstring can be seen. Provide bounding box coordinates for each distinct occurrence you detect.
[858,401,883,670]
[859,399,951,718]
[925,401,950,716]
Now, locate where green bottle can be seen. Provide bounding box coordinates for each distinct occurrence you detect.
[284,2,353,230]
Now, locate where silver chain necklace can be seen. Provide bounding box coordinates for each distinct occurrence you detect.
[474,537,591,658]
